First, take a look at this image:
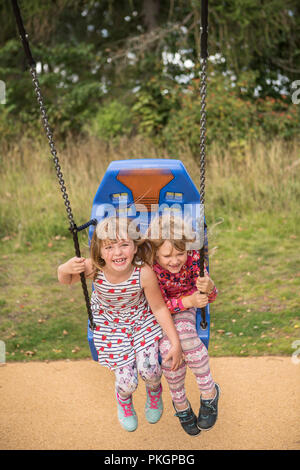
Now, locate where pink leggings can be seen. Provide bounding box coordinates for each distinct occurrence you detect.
[159,309,215,407]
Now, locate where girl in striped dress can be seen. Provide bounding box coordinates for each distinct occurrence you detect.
[147,215,220,436]
[58,216,182,432]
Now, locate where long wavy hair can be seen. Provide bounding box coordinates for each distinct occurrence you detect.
[90,216,152,280]
[145,214,196,264]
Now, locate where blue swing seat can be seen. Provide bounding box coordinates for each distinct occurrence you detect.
[87,159,210,362]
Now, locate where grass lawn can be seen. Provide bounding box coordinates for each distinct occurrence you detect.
[1,210,299,362]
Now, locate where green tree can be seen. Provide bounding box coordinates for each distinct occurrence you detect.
[0,0,299,140]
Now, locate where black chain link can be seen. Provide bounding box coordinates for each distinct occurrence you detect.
[200,58,207,208]
[199,56,208,330]
[30,66,75,231]
[30,65,95,330]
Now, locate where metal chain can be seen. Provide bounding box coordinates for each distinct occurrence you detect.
[12,0,95,332]
[199,56,208,330]
[30,66,75,231]
[199,55,207,254]
[199,57,207,207]
[29,65,96,330]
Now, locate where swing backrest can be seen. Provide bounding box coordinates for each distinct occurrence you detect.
[87,159,210,361]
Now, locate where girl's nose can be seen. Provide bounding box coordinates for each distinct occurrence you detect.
[113,244,122,255]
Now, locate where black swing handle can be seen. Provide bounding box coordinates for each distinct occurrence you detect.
[11,0,36,66]
[70,218,98,330]
[200,0,208,59]
[75,218,98,233]
[69,220,98,331]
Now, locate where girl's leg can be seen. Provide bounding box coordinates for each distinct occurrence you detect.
[177,309,216,399]
[159,333,188,409]
[176,309,220,431]
[114,361,138,398]
[136,341,162,390]
[136,342,163,424]
[160,331,200,436]
[159,309,216,405]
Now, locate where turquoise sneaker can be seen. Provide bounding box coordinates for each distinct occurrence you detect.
[145,384,163,424]
[116,392,138,432]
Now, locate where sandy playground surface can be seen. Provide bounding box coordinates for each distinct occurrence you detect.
[0,356,299,451]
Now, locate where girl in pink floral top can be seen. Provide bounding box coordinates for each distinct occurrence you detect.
[148,215,220,436]
[153,249,217,315]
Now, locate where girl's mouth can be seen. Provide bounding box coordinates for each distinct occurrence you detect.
[113,258,126,264]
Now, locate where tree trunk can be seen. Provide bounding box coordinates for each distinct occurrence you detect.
[142,0,160,31]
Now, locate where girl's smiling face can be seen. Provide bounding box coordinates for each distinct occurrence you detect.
[155,240,187,273]
[100,238,137,272]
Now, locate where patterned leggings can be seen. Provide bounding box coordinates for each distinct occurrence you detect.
[159,309,215,407]
[115,341,162,398]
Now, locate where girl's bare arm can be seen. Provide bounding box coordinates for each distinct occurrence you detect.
[141,264,183,370]
[58,257,94,284]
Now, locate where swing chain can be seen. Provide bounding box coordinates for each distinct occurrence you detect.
[199,55,208,331]
[30,66,75,232]
[30,65,96,330]
[199,57,207,207]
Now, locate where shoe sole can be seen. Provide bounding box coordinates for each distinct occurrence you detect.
[120,424,138,432]
[197,423,216,431]
[180,426,202,437]
[185,430,202,437]
[119,415,138,432]
[146,415,163,424]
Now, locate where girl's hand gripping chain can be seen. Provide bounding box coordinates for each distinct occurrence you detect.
[57,257,93,284]
[196,273,215,295]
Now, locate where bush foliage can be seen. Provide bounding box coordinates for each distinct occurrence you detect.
[84,68,300,157]
[162,71,299,156]
[1,1,299,153]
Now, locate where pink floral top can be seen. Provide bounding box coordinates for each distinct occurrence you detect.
[153,250,218,314]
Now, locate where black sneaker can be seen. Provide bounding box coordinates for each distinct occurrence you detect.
[197,383,220,431]
[173,401,201,436]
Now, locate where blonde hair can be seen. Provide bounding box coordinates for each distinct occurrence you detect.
[146,214,196,264]
[90,216,152,279]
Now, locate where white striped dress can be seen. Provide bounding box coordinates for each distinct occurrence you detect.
[90,266,163,370]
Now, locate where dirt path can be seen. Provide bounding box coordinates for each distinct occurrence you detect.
[0,357,299,451]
